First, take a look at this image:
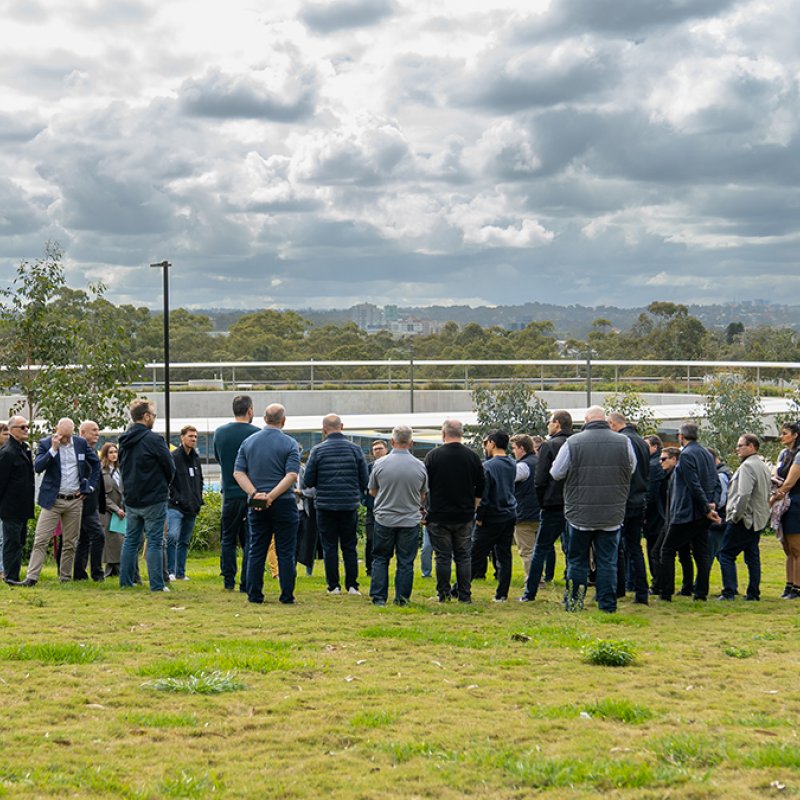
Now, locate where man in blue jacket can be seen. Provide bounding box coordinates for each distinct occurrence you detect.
[18,418,100,586]
[118,399,176,593]
[303,414,368,595]
[659,423,721,602]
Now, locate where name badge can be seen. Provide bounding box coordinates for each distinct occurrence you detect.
[189,467,195,477]
[77,453,85,461]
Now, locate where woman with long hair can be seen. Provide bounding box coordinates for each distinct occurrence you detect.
[772,421,800,599]
[100,442,125,577]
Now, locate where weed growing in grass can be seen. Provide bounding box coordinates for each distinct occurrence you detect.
[723,644,756,658]
[744,743,800,768]
[583,639,636,667]
[0,642,102,665]
[0,616,11,627]
[651,734,728,768]
[349,710,398,729]
[727,712,794,728]
[752,630,783,640]
[123,711,199,728]
[159,770,223,797]
[376,740,462,764]
[530,698,655,724]
[142,670,245,694]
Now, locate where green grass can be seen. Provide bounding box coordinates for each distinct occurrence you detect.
[0,642,102,664]
[0,541,797,799]
[583,638,637,666]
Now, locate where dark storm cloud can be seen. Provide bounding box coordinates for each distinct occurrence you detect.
[179,67,318,121]
[519,0,739,39]
[299,0,396,33]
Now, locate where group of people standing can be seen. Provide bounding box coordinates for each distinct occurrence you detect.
[1,393,798,612]
[0,400,204,592]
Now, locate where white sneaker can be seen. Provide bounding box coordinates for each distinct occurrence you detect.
[327,587,341,595]
[168,573,176,581]
[348,586,361,596]
[492,596,507,603]
[181,576,190,581]
[162,587,171,592]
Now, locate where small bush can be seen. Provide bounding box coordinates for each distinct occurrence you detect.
[142,670,245,694]
[722,644,755,659]
[583,639,636,667]
[190,491,222,552]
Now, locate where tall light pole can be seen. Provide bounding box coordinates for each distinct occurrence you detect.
[150,260,171,445]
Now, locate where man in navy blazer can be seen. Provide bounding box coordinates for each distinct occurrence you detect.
[17,418,101,586]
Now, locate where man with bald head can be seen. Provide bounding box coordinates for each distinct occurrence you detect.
[17,417,100,586]
[303,413,369,595]
[550,406,635,612]
[73,420,106,582]
[234,403,301,604]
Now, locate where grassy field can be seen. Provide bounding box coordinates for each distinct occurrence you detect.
[1,537,798,799]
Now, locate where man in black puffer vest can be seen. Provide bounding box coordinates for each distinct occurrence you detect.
[551,406,634,613]
[608,412,651,605]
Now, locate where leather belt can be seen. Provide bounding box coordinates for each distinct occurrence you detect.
[57,492,81,501]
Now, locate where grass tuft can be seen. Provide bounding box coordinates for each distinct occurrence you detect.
[530,698,654,724]
[651,734,727,768]
[350,710,398,729]
[583,639,636,667]
[744,744,800,768]
[159,770,223,797]
[124,711,199,728]
[142,670,245,694]
[0,642,102,665]
[722,644,755,659]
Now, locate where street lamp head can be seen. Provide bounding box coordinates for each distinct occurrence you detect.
[150,260,171,269]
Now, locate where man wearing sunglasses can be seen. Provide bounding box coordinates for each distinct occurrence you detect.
[0,416,35,584]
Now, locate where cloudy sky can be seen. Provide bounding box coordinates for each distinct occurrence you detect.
[1,0,797,310]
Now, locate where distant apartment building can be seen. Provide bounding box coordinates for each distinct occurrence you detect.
[352,303,444,337]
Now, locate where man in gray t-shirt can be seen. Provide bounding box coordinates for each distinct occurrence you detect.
[368,425,428,606]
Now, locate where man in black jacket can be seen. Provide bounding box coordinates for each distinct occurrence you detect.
[519,410,572,602]
[73,420,107,582]
[0,416,35,584]
[608,412,651,605]
[118,398,176,592]
[167,425,204,581]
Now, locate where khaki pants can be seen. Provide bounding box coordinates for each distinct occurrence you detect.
[27,497,84,582]
[267,537,279,578]
[514,520,539,578]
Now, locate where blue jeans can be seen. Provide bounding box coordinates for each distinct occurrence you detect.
[167,508,197,578]
[420,528,433,576]
[718,521,761,599]
[370,522,419,604]
[219,495,249,592]
[522,508,567,600]
[246,499,298,604]
[120,502,168,592]
[316,508,359,592]
[566,525,621,612]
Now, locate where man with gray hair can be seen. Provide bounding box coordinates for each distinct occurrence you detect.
[234,403,301,604]
[551,406,635,612]
[19,418,101,586]
[368,425,428,606]
[424,418,485,603]
[303,413,369,595]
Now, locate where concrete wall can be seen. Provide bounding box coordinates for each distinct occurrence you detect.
[0,389,693,422]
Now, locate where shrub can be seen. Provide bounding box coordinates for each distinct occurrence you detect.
[583,639,636,667]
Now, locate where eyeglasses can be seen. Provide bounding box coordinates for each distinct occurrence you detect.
[659,456,671,462]
[11,424,29,430]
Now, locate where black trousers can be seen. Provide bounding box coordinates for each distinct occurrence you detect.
[660,518,711,600]
[471,519,515,600]
[74,510,106,581]
[2,518,28,582]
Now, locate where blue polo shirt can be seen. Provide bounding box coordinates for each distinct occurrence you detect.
[233,427,300,500]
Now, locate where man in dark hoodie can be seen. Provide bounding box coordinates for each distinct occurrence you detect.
[608,412,651,605]
[519,410,572,603]
[118,398,176,592]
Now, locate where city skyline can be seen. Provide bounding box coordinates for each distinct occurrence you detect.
[1,0,797,310]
